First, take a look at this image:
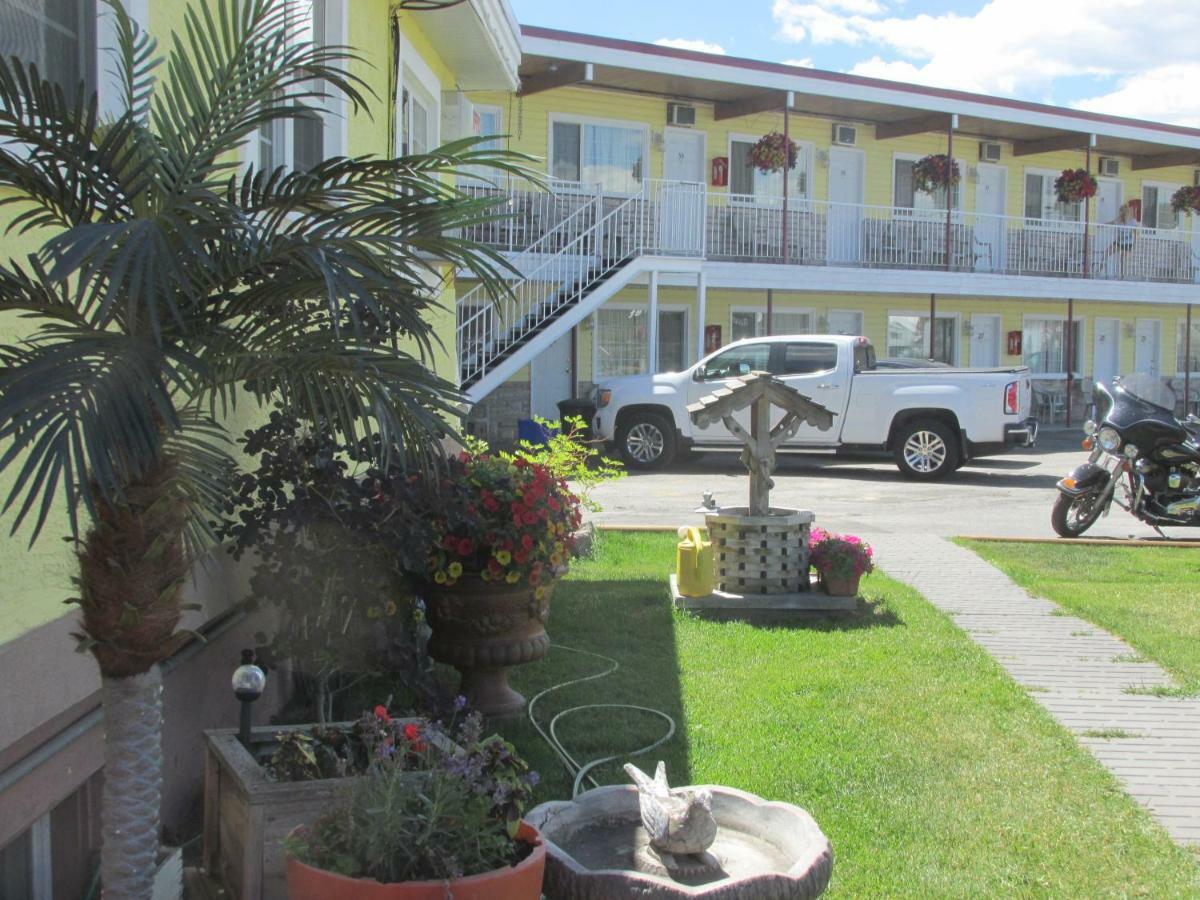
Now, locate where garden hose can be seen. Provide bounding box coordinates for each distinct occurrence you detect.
[527,644,676,798]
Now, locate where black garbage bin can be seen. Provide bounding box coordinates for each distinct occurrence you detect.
[557,398,597,438]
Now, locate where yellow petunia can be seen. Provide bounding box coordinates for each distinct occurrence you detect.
[505,571,521,584]
[448,562,463,578]
[495,550,512,565]
[434,570,447,584]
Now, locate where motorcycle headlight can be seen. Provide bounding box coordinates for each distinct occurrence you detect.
[1124,443,1139,459]
[1097,426,1122,452]
[1082,419,1097,435]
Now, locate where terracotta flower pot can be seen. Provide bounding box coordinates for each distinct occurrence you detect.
[286,822,546,900]
[821,572,861,597]
[422,575,555,717]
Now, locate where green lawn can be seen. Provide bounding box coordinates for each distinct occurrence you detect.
[498,531,1200,897]
[961,540,1200,693]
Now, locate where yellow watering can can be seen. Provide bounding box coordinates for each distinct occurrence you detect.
[676,526,714,598]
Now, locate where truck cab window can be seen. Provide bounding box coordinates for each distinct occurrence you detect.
[699,343,770,379]
[782,343,838,375]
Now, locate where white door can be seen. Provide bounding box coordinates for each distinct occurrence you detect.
[664,128,704,183]
[974,164,1006,272]
[970,314,1001,367]
[1096,178,1124,275]
[530,330,573,421]
[1093,317,1121,387]
[1134,318,1162,378]
[827,147,864,264]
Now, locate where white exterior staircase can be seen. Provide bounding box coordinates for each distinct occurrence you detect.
[456,180,705,403]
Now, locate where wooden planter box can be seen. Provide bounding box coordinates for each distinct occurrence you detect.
[202,720,443,900]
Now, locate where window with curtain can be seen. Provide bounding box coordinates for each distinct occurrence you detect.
[893,157,960,214]
[729,137,810,203]
[887,314,958,364]
[827,310,864,335]
[0,0,97,101]
[1024,171,1082,224]
[596,308,647,376]
[551,120,644,193]
[1023,318,1083,375]
[1177,319,1200,374]
[1142,185,1181,231]
[731,309,812,341]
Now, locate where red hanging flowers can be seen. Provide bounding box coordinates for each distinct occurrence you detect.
[747,132,799,174]
[912,154,960,193]
[1054,168,1097,203]
[1170,185,1200,216]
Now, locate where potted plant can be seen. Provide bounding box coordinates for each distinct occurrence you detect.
[748,131,799,173]
[809,527,875,597]
[1054,168,1098,204]
[416,453,583,716]
[285,715,544,900]
[1170,185,1200,217]
[912,154,960,193]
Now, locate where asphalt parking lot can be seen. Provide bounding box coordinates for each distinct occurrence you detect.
[589,429,1171,540]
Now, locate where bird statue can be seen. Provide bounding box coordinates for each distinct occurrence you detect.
[624,761,718,857]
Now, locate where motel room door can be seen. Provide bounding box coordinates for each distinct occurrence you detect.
[1134,319,1162,378]
[974,164,1006,272]
[970,314,1001,367]
[530,330,573,421]
[827,147,864,264]
[660,129,705,255]
[1093,317,1120,387]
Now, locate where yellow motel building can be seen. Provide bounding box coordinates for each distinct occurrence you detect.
[458,27,1200,444]
[2,0,1200,888]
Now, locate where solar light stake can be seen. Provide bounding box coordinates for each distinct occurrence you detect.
[231,649,266,749]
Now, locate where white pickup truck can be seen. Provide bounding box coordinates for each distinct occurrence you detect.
[591,335,1038,480]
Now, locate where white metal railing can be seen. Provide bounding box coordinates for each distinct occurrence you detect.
[457,174,598,253]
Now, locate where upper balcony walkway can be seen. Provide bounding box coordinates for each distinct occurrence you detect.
[462,177,1200,290]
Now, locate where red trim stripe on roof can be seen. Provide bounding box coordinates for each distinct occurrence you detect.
[520,24,1200,141]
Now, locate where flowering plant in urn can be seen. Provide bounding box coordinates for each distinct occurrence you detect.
[748,131,798,173]
[912,154,960,193]
[809,526,874,595]
[425,452,583,598]
[1053,168,1097,203]
[1170,185,1200,216]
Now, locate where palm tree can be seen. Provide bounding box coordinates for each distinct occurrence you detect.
[0,0,523,894]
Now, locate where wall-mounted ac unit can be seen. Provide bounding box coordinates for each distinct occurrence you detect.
[1098,157,1120,177]
[667,102,696,127]
[832,123,857,146]
[979,141,1002,163]
[441,90,477,142]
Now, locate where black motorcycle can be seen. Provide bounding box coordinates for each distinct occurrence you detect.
[1052,375,1200,538]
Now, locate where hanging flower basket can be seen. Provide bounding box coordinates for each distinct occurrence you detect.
[912,154,960,193]
[1170,185,1200,216]
[747,132,798,174]
[1053,168,1097,203]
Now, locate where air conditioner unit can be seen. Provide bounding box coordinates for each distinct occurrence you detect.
[1098,157,1120,177]
[667,102,696,127]
[441,90,477,142]
[832,123,857,146]
[978,141,1002,163]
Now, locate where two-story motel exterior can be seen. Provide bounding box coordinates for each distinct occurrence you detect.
[3,2,1200,889]
[0,0,519,890]
[456,28,1200,445]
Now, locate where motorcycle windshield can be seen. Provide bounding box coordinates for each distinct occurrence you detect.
[1112,373,1177,413]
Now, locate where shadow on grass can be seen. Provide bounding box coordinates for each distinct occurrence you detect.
[681,596,903,631]
[501,578,692,804]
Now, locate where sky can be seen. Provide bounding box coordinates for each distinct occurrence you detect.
[508,0,1200,128]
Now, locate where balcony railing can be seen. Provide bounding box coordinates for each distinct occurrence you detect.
[463,177,1200,286]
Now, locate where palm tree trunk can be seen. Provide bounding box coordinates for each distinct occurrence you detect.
[100,667,163,899]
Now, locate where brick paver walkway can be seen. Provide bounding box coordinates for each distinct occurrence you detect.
[867,533,1200,846]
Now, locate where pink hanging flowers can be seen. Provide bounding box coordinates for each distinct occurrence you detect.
[1053,168,1097,204]
[747,132,799,174]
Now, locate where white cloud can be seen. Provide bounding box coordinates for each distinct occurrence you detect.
[783,57,815,68]
[772,0,1200,118]
[653,37,727,55]
[1073,64,1200,128]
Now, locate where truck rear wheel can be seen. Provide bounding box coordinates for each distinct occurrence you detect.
[617,412,677,470]
[893,419,959,480]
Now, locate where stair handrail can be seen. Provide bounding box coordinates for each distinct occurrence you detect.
[458,191,647,388]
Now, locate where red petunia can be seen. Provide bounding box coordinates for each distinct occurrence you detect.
[521,534,534,550]
[457,537,475,557]
[374,704,391,723]
[403,722,427,752]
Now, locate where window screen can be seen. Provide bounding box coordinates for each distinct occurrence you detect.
[782,342,838,375]
[0,0,97,100]
[551,122,582,181]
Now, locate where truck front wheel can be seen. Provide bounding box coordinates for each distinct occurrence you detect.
[893,419,960,481]
[617,412,677,470]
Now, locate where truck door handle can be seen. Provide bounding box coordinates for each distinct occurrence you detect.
[816,383,834,389]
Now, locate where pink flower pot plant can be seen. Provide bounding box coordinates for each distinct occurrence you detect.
[808,527,875,596]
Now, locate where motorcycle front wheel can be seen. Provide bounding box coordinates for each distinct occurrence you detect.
[1051,491,1104,538]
